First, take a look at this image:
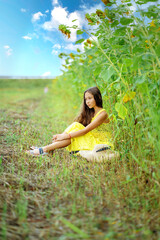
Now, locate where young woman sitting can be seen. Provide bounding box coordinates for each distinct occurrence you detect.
[27,86,117,160]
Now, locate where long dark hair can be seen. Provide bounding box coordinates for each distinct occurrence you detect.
[75,87,103,126]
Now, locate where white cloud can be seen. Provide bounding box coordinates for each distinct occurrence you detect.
[82,3,104,14]
[52,49,59,55]
[43,35,54,42]
[31,2,103,57]
[60,58,66,66]
[52,0,59,5]
[129,5,136,12]
[42,71,51,76]
[21,8,27,12]
[45,10,49,13]
[32,12,44,22]
[42,3,104,42]
[64,43,84,52]
[22,33,39,40]
[31,33,39,39]
[43,6,83,42]
[4,45,10,49]
[22,36,32,40]
[4,45,13,56]
[51,42,84,55]
[51,44,62,55]
[53,43,61,49]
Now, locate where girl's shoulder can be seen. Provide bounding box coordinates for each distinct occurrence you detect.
[94,109,110,124]
[92,109,107,121]
[94,108,106,117]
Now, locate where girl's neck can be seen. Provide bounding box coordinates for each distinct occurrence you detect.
[94,106,103,115]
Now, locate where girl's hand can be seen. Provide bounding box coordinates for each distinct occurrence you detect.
[52,134,58,142]
[52,133,69,142]
[52,134,61,142]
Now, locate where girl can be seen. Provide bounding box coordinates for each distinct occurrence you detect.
[27,87,114,157]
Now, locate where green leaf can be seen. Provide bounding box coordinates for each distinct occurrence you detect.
[132,56,142,70]
[113,83,121,90]
[100,66,115,82]
[115,102,128,120]
[155,45,160,55]
[111,20,119,28]
[94,66,102,76]
[109,77,120,90]
[136,0,158,3]
[120,17,133,25]
[77,30,84,35]
[123,58,132,67]
[133,46,144,54]
[72,25,78,29]
[137,83,148,93]
[102,90,106,97]
[135,75,146,85]
[126,3,133,6]
[65,59,69,64]
[114,27,126,36]
[75,39,85,44]
[72,19,78,22]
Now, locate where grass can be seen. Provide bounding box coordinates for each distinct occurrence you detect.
[0,79,160,240]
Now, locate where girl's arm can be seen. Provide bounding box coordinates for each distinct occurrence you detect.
[54,111,108,141]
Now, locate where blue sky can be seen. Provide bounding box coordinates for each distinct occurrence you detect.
[0,0,104,77]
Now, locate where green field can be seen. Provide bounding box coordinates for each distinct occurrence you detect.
[0,79,159,240]
[1,1,160,239]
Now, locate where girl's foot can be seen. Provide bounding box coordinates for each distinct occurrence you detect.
[30,146,38,150]
[26,147,48,156]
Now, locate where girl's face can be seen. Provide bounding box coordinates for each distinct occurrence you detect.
[85,91,96,109]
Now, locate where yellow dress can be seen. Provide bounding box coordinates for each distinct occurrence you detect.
[65,109,114,152]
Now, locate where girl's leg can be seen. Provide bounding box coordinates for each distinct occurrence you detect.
[28,139,71,155]
[43,139,71,152]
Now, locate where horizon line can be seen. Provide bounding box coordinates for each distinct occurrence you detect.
[0,75,58,79]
